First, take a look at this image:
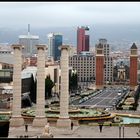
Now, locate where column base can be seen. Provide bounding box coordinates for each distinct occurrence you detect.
[32,117,47,127]
[130,85,137,91]
[57,118,71,128]
[9,116,24,127]
[72,120,79,126]
[96,85,104,90]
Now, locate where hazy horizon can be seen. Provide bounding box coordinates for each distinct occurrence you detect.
[0,24,140,49]
[0,2,140,50]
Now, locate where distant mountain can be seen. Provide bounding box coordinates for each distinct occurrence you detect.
[0,24,140,50]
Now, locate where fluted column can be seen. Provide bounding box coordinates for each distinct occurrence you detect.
[32,44,47,127]
[9,44,24,127]
[57,45,71,128]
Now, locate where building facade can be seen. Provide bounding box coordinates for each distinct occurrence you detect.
[45,64,60,94]
[47,33,62,61]
[47,33,55,59]
[85,35,89,51]
[19,34,39,57]
[69,51,95,88]
[77,26,89,54]
[98,39,110,57]
[69,48,113,89]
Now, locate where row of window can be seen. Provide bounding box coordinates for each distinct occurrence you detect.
[70,61,95,63]
[69,58,95,61]
[2,65,13,69]
[0,51,11,54]
[70,58,112,60]
[79,77,95,82]
[70,60,113,63]
[78,73,95,75]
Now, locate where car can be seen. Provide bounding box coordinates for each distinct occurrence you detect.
[76,92,80,95]
[70,93,75,97]
[79,99,83,104]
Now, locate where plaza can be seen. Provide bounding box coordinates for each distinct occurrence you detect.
[8,124,140,138]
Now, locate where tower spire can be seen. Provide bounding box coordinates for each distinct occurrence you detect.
[28,24,30,35]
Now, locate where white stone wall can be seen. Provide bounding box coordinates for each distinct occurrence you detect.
[45,65,60,94]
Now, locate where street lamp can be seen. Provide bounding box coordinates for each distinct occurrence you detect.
[119,123,121,138]
[136,120,140,137]
[118,91,121,96]
[122,125,124,138]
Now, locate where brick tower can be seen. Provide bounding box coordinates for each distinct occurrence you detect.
[95,43,104,89]
[130,43,138,90]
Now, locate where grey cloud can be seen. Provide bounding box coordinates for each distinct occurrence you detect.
[0,2,140,28]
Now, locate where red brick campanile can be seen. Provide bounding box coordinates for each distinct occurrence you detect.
[95,44,104,89]
[130,43,138,90]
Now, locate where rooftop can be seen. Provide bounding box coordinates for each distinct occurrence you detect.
[0,54,14,65]
[19,35,39,39]
[22,66,37,80]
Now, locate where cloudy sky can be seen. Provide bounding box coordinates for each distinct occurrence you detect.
[0,2,140,28]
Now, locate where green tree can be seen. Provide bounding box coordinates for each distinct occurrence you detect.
[113,66,118,81]
[138,75,140,83]
[134,84,140,104]
[69,71,78,92]
[29,74,36,104]
[45,75,55,99]
[138,62,140,70]
[124,65,129,79]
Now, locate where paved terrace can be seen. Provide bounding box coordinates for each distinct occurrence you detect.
[8,124,140,138]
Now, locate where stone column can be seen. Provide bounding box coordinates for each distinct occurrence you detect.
[32,44,48,127]
[57,45,71,128]
[9,44,24,127]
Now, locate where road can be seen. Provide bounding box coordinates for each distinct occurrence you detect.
[71,87,129,109]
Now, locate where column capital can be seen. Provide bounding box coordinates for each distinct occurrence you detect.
[11,44,24,50]
[59,45,71,51]
[36,44,47,50]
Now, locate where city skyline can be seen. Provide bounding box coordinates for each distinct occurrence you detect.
[0,2,140,49]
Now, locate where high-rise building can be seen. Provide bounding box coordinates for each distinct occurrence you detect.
[77,26,89,54]
[19,24,39,57]
[47,33,62,61]
[99,39,110,57]
[54,34,62,61]
[85,35,89,51]
[47,33,55,59]
[130,43,138,89]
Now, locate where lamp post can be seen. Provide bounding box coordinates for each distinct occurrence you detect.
[136,121,140,137]
[54,83,56,97]
[122,125,124,138]
[119,123,121,138]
